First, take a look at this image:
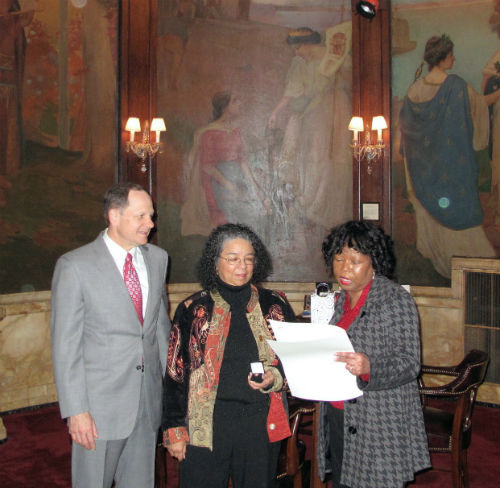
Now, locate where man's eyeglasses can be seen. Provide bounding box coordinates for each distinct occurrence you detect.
[218,255,255,266]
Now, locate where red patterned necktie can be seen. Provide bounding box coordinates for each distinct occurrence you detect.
[124,252,143,324]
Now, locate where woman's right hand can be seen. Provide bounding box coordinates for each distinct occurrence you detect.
[167,440,187,461]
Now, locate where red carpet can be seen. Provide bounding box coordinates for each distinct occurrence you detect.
[1,402,498,487]
[1,405,71,487]
[409,401,500,487]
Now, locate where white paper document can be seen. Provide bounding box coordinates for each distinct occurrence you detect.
[267,320,363,402]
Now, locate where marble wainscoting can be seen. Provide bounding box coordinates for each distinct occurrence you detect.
[0,291,55,413]
[1,261,498,420]
[413,258,500,405]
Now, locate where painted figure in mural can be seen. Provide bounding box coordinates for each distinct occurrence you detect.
[399,34,499,279]
[51,183,171,488]
[0,0,33,182]
[162,223,295,488]
[482,2,500,223]
[267,22,353,237]
[181,91,267,236]
[317,220,430,487]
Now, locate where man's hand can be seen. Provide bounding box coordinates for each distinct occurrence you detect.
[68,412,98,450]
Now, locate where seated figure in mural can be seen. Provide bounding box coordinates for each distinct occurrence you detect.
[399,34,499,279]
[267,23,353,237]
[181,91,267,236]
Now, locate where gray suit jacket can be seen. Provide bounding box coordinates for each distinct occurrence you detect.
[50,232,171,440]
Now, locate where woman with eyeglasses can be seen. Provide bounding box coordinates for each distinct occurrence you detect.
[161,223,296,488]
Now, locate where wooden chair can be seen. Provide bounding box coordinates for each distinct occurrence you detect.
[154,433,168,488]
[276,399,316,488]
[418,349,489,488]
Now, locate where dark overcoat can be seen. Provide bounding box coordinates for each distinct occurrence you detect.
[317,275,431,487]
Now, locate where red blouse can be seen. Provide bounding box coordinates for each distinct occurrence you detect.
[330,280,372,409]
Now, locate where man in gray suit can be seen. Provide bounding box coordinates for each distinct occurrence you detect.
[51,182,171,488]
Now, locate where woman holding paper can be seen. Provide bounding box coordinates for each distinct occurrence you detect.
[317,220,430,488]
[161,223,295,488]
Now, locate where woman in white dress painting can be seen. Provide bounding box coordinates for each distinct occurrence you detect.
[267,22,353,237]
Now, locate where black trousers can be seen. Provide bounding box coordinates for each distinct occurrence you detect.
[179,400,280,488]
[326,404,350,488]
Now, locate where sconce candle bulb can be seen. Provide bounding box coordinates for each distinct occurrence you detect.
[125,117,141,142]
[348,116,364,143]
[371,115,387,144]
[151,117,167,143]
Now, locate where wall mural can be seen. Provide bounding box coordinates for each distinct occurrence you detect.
[0,0,118,293]
[391,0,500,286]
[156,0,353,283]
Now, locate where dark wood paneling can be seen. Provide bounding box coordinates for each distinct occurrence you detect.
[351,0,391,233]
[119,0,158,198]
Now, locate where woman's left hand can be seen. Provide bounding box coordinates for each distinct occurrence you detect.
[248,370,274,390]
[335,351,370,377]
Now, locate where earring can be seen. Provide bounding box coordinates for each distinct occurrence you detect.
[372,271,375,279]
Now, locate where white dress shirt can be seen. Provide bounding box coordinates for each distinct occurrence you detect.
[103,230,149,318]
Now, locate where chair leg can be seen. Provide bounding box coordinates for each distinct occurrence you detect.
[451,444,464,488]
[154,444,167,488]
[461,449,469,488]
[293,470,302,488]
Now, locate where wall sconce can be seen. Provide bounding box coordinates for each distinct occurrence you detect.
[349,115,387,174]
[125,117,166,172]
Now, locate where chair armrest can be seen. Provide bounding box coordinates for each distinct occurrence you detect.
[419,367,472,396]
[284,410,303,476]
[419,385,463,397]
[419,366,460,405]
[421,365,460,376]
[288,398,316,419]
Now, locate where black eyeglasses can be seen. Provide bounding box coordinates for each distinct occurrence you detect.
[218,255,255,266]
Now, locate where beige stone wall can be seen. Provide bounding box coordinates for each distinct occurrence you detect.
[0,282,319,413]
[167,282,321,318]
[414,258,500,405]
[0,291,56,412]
[1,259,498,413]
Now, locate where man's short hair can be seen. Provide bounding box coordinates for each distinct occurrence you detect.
[103,182,146,225]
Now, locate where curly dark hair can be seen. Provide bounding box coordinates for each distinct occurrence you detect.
[423,34,454,70]
[322,220,396,278]
[197,223,272,290]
